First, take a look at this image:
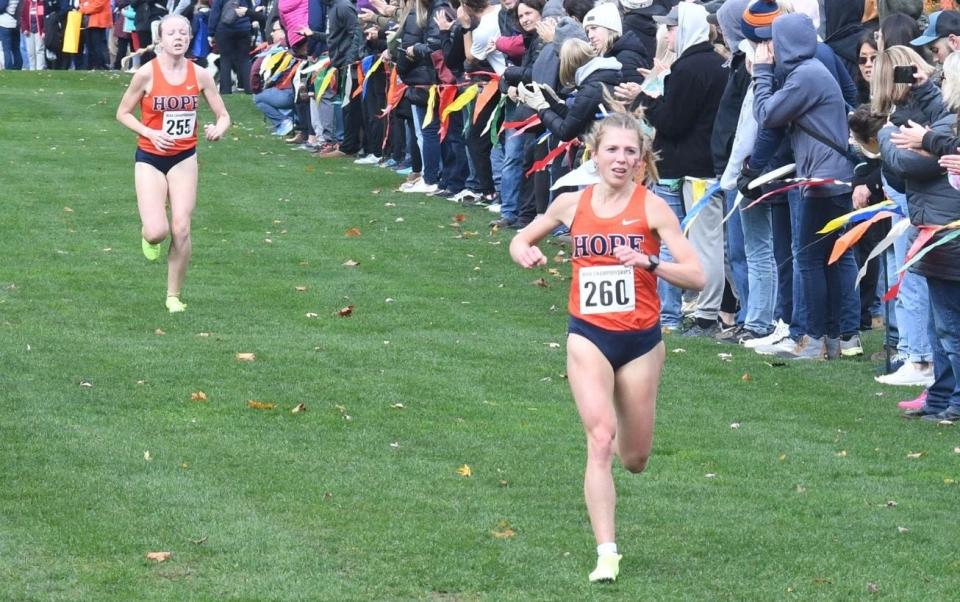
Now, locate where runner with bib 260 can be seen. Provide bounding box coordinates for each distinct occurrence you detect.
[510,112,704,584]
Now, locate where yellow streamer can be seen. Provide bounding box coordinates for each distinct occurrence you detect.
[316,67,337,98]
[422,85,437,128]
[818,200,897,234]
[441,84,479,119]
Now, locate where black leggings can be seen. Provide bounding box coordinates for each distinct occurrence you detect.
[466,91,499,194]
[215,30,251,94]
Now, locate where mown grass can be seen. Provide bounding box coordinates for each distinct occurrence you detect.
[1,70,958,601]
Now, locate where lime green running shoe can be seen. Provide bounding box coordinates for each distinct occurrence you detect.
[166,296,187,313]
[589,553,622,583]
[142,238,161,261]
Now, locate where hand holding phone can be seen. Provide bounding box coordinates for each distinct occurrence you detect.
[893,65,918,84]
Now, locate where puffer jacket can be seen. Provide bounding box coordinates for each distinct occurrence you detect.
[394,0,449,86]
[537,56,622,142]
[322,0,360,69]
[606,30,649,84]
[879,115,960,282]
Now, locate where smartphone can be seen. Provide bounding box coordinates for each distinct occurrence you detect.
[893,65,918,84]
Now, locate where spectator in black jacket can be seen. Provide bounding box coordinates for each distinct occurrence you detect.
[318,0,362,156]
[210,0,254,93]
[642,2,727,336]
[582,1,649,84]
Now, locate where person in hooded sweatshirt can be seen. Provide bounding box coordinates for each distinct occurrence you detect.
[620,0,668,61]
[822,0,863,81]
[638,2,728,336]
[753,12,860,360]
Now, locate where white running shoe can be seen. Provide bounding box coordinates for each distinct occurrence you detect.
[744,320,789,349]
[398,177,422,192]
[487,203,502,213]
[353,153,380,165]
[753,335,797,356]
[403,180,439,194]
[875,362,935,387]
[451,189,482,203]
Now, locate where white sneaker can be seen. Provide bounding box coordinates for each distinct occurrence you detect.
[744,320,789,349]
[403,180,439,194]
[353,153,380,165]
[487,203,502,213]
[452,189,482,203]
[875,362,935,387]
[753,335,797,356]
[398,177,422,192]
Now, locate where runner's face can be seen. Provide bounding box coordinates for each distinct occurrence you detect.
[595,127,641,186]
[161,20,191,56]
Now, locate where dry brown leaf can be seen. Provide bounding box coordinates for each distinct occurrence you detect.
[247,400,276,410]
[491,523,516,539]
[532,278,549,288]
[337,305,354,317]
[291,402,307,414]
[906,451,926,459]
[741,373,752,381]
[235,352,256,362]
[342,259,359,267]
[295,286,307,292]
[453,213,466,222]
[190,536,208,545]
[154,328,166,336]
[456,464,472,477]
[499,479,509,487]
[145,551,171,562]
[345,227,362,237]
[63,206,74,213]
[190,391,208,402]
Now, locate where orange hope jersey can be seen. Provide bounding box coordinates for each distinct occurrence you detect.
[568,185,662,331]
[138,60,200,156]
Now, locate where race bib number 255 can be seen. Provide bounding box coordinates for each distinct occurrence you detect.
[579,265,635,315]
[163,111,196,139]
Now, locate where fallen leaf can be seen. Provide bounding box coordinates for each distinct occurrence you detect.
[264,238,273,244]
[145,552,171,562]
[944,478,955,485]
[395,217,405,223]
[499,479,509,487]
[154,328,166,336]
[885,500,898,507]
[291,402,307,414]
[795,484,807,493]
[79,380,93,388]
[391,403,405,410]
[532,278,549,288]
[137,380,146,385]
[897,526,909,534]
[545,342,561,348]
[705,473,717,478]
[235,353,256,362]
[718,353,733,361]
[741,373,751,382]
[491,521,516,539]
[730,422,741,429]
[197,332,211,337]
[345,227,361,237]
[954,447,960,454]
[295,286,307,292]
[390,442,400,448]
[305,312,319,318]
[385,298,395,303]
[672,348,686,353]
[342,259,359,267]
[813,578,832,585]
[836,450,848,457]
[337,305,354,317]
[144,451,152,461]
[867,582,879,594]
[456,464,473,477]
[247,400,276,410]
[371,188,381,195]
[906,451,926,459]
[190,536,208,545]
[384,202,396,207]
[778,454,787,461]
[190,391,208,402]
[63,206,73,213]
[453,214,466,222]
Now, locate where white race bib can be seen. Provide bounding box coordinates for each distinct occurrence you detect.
[579,265,635,315]
[162,110,196,139]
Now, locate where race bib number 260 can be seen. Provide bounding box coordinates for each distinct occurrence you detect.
[163,110,196,139]
[579,265,635,315]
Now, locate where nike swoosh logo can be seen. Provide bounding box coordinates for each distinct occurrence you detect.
[622,218,642,226]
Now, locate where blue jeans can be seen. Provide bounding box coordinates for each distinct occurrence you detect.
[0,26,23,70]
[725,189,748,325]
[739,195,776,334]
[440,112,469,193]
[885,182,932,362]
[411,104,442,185]
[499,125,526,222]
[654,184,685,328]
[788,190,808,338]
[491,141,504,193]
[924,276,960,412]
[770,198,793,324]
[253,87,295,130]
[796,193,860,339]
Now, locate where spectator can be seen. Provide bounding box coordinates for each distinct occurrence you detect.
[210,0,255,93]
[20,0,45,69]
[583,1,650,83]
[909,9,960,65]
[0,0,23,69]
[80,0,112,69]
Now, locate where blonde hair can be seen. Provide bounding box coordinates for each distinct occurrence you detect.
[559,38,596,88]
[584,110,660,186]
[942,51,960,113]
[158,14,191,38]
[871,45,936,115]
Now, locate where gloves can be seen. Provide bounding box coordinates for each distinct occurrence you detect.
[518,82,549,112]
[736,162,763,201]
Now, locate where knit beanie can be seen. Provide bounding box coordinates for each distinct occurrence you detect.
[740,0,781,43]
[583,2,623,36]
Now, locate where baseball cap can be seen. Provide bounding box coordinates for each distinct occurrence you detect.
[653,5,678,26]
[911,10,960,47]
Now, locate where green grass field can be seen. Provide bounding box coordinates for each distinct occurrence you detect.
[2,70,958,601]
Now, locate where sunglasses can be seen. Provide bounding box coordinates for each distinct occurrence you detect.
[858,55,876,65]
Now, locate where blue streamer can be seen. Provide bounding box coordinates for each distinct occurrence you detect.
[679,182,723,234]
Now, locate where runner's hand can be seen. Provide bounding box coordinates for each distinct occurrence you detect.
[613,245,648,268]
[204,123,223,142]
[516,245,547,268]
[146,128,175,151]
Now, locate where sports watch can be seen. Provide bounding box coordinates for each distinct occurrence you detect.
[645,255,660,272]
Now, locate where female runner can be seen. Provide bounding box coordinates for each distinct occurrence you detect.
[509,112,704,582]
[116,14,231,312]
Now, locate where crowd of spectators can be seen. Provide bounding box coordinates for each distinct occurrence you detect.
[3,0,959,421]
